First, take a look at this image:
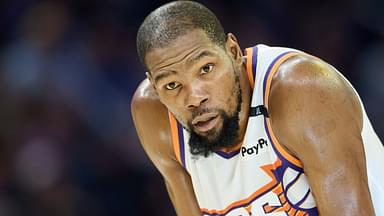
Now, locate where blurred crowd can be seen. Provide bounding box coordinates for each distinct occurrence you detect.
[0,0,383,215]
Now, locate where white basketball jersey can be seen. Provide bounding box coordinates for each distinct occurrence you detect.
[168,44,384,216]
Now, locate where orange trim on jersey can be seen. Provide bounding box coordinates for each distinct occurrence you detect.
[245,48,254,89]
[245,204,252,214]
[288,207,297,216]
[272,201,291,213]
[264,52,303,168]
[262,183,309,216]
[295,211,307,216]
[273,183,283,194]
[279,193,287,203]
[200,159,282,215]
[263,204,275,213]
[168,112,182,164]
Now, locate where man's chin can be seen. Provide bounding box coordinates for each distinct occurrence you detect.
[188,108,240,156]
[192,130,218,141]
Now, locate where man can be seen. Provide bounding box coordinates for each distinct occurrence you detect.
[132,1,384,215]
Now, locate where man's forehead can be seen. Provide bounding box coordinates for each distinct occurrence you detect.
[145,29,220,72]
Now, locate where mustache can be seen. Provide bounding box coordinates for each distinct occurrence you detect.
[191,108,222,119]
[188,108,224,128]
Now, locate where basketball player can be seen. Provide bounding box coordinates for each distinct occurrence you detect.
[132,1,384,215]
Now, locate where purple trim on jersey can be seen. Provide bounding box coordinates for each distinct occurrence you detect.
[295,189,312,208]
[261,51,318,215]
[262,51,293,95]
[262,50,303,172]
[177,122,186,168]
[263,117,318,215]
[262,50,302,170]
[305,208,318,215]
[252,45,258,81]
[263,117,302,171]
[284,173,302,191]
[214,149,240,159]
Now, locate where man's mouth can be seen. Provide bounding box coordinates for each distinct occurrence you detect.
[192,113,220,133]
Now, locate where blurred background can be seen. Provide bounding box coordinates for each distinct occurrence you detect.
[0,0,383,215]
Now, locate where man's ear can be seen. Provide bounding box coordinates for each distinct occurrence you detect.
[146,72,158,94]
[225,33,243,66]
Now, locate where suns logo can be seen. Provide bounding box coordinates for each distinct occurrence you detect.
[201,159,318,216]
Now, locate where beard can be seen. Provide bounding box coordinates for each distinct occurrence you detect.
[188,72,242,157]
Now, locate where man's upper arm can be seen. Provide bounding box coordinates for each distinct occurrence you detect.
[269,56,375,215]
[131,79,201,216]
[131,79,177,175]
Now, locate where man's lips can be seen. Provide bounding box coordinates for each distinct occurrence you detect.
[192,113,219,133]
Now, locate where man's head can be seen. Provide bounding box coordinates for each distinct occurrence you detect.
[137,1,226,68]
[137,1,246,156]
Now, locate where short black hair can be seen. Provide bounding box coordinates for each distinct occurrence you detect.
[136,1,226,69]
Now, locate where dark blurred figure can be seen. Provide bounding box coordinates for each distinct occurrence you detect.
[0,1,168,215]
[351,0,384,140]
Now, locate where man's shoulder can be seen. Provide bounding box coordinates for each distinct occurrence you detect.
[131,79,170,120]
[273,54,343,89]
[131,79,161,107]
[270,54,360,108]
[131,78,171,140]
[269,53,362,136]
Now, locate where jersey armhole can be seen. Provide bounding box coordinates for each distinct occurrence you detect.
[245,46,259,89]
[168,112,186,167]
[263,51,304,168]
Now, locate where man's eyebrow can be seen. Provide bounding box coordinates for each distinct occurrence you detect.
[186,50,215,66]
[153,70,177,84]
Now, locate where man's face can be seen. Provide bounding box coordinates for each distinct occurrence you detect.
[146,29,242,155]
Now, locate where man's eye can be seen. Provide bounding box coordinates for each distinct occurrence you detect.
[201,64,213,74]
[165,82,180,90]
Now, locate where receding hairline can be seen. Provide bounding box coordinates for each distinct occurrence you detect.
[145,29,230,76]
[136,0,227,70]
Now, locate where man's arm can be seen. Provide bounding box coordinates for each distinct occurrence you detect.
[131,79,201,216]
[269,55,375,215]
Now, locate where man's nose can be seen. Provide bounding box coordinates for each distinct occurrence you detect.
[185,86,209,110]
